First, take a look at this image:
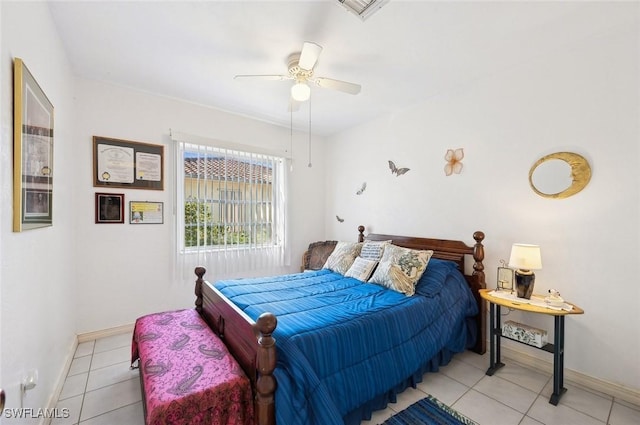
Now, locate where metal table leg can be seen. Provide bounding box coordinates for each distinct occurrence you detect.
[486,302,504,375]
[549,315,567,405]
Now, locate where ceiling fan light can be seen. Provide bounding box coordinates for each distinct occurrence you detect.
[291,82,310,102]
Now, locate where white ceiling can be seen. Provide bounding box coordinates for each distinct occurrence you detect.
[47,1,623,136]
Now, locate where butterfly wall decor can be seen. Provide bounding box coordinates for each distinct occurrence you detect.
[388,160,410,176]
[444,148,464,176]
[336,215,345,223]
[356,182,367,195]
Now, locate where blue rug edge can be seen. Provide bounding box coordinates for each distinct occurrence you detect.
[382,394,478,425]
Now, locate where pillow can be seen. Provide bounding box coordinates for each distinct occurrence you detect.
[360,240,391,261]
[414,258,460,297]
[369,244,433,296]
[323,241,362,275]
[345,257,378,281]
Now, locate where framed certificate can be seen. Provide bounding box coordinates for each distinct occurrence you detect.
[129,201,164,224]
[93,136,164,190]
[13,58,54,232]
[497,266,514,292]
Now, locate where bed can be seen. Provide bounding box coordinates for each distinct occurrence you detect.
[194,225,486,425]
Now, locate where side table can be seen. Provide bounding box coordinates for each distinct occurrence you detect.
[479,289,584,405]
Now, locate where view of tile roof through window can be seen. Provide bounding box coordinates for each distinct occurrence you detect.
[184,157,273,183]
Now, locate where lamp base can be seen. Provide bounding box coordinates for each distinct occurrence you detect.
[515,270,535,299]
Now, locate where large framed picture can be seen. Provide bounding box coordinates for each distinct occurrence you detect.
[95,193,125,224]
[13,58,54,232]
[93,136,164,190]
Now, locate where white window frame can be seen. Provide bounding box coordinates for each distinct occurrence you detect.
[176,141,286,253]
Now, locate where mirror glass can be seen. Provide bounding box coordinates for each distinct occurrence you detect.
[528,152,592,199]
[531,159,572,195]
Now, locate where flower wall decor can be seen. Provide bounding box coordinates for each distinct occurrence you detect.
[444,148,464,176]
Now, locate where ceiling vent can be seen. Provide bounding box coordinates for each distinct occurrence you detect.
[337,0,390,21]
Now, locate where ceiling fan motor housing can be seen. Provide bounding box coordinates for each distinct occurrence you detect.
[287,53,314,81]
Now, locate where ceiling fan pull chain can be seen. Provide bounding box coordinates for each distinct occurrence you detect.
[289,106,294,171]
[308,94,312,168]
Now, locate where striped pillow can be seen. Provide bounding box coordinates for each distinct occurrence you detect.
[360,240,391,261]
[345,257,378,282]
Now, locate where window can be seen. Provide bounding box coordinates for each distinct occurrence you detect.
[180,143,285,250]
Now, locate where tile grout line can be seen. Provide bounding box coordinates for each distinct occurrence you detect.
[77,339,139,424]
[76,340,95,425]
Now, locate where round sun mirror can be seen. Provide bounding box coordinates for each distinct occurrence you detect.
[529,152,591,199]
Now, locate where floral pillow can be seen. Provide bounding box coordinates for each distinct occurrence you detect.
[323,241,363,275]
[345,257,378,282]
[369,244,433,296]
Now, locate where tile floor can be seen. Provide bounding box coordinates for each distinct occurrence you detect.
[53,332,640,425]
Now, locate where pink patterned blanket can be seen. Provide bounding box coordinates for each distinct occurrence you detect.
[131,309,254,425]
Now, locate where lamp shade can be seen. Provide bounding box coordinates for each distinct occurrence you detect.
[508,244,542,271]
[291,82,310,102]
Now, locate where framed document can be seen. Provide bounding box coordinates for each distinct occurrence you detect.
[129,201,164,224]
[497,266,514,292]
[13,58,54,232]
[95,193,124,224]
[93,136,164,190]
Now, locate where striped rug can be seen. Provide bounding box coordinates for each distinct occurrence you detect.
[382,395,478,425]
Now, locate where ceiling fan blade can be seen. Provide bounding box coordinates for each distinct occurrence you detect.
[298,42,323,71]
[312,77,361,95]
[234,74,291,81]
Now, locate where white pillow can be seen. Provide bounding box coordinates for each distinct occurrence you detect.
[368,244,433,296]
[345,257,378,282]
[323,241,363,275]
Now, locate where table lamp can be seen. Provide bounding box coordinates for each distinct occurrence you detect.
[508,244,542,299]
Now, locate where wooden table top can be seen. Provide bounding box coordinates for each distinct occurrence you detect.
[479,289,584,316]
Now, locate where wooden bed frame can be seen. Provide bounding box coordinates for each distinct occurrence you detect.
[194,225,486,425]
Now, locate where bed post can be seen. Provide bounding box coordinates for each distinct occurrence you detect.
[470,232,486,354]
[357,225,365,242]
[194,266,205,314]
[255,313,277,425]
[472,231,485,283]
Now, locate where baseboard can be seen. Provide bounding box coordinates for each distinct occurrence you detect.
[40,325,135,425]
[501,344,640,407]
[42,337,78,425]
[77,323,134,343]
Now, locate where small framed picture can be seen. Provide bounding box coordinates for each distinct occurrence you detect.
[95,193,124,224]
[129,201,164,224]
[497,266,514,292]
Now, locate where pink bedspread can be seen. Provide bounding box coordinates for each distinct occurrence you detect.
[132,309,254,425]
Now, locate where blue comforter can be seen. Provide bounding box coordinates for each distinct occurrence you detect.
[214,259,478,425]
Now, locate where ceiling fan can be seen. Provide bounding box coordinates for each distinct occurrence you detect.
[234,42,361,106]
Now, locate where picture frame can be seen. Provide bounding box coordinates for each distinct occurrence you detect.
[95,193,125,224]
[13,58,54,232]
[129,201,164,224]
[497,266,515,292]
[93,136,164,190]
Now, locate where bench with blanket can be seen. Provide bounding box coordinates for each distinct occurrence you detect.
[131,309,254,425]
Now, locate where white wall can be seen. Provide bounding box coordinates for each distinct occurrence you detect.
[72,79,327,334]
[324,5,639,392]
[0,1,77,416]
